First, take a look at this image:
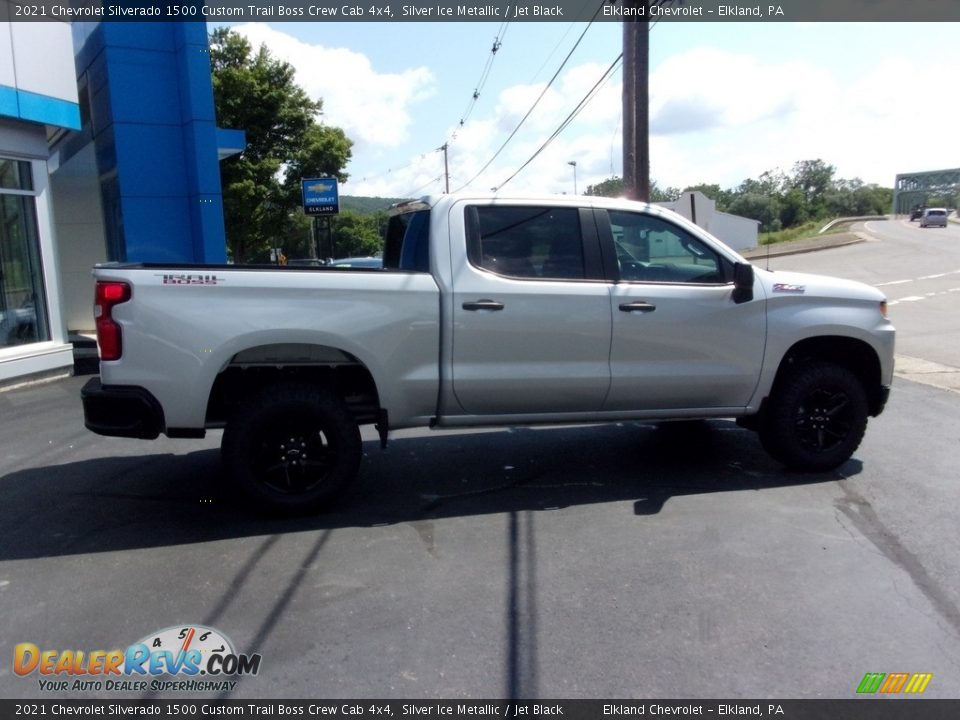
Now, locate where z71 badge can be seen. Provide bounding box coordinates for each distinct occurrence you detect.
[772,283,805,294]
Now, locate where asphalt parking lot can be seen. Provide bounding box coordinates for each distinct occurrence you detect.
[1,367,958,699]
[3,218,959,700]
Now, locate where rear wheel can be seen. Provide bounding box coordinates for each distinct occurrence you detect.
[222,382,362,514]
[759,361,868,471]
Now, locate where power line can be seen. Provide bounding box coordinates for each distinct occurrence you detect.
[400,175,443,199]
[358,24,510,191]
[610,96,623,176]
[456,22,510,131]
[495,53,623,192]
[452,0,608,193]
[527,23,576,85]
[353,152,436,186]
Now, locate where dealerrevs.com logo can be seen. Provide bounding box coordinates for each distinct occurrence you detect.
[14,625,262,693]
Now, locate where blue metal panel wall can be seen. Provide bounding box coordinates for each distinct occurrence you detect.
[73,22,228,264]
[2,89,82,130]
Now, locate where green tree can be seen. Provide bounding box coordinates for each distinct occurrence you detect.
[779,187,809,227]
[584,176,625,198]
[681,183,732,210]
[210,28,353,263]
[789,159,835,217]
[650,182,682,203]
[727,193,782,232]
[328,210,384,258]
[585,176,680,203]
[737,169,787,197]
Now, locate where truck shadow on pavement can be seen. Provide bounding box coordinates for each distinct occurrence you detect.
[0,420,861,561]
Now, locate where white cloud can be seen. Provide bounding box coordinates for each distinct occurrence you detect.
[231,24,435,150]
[228,28,959,199]
[649,47,830,136]
[638,45,960,191]
[433,61,625,195]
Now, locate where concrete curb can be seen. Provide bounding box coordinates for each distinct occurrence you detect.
[741,232,866,260]
[895,355,960,394]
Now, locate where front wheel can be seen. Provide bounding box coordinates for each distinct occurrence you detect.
[759,361,869,471]
[222,382,362,514]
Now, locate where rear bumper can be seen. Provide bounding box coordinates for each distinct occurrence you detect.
[81,377,165,439]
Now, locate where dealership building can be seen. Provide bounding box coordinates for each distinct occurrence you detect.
[0,15,242,385]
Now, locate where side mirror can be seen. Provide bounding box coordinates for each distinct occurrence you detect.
[732,262,754,304]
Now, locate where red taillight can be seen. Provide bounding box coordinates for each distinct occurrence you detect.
[94,281,131,361]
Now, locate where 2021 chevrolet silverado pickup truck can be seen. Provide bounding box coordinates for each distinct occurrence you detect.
[82,194,894,513]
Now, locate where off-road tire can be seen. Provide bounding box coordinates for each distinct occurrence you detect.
[222,382,362,514]
[759,361,868,472]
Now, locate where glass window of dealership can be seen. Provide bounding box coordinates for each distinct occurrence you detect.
[0,17,77,384]
[0,158,49,348]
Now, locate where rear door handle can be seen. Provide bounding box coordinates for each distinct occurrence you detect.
[462,299,505,312]
[619,301,656,313]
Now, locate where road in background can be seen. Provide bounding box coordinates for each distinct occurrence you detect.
[765,217,960,373]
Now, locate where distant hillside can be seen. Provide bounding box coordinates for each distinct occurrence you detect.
[341,196,407,214]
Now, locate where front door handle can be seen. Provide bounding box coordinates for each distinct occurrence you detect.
[619,301,656,313]
[462,299,505,312]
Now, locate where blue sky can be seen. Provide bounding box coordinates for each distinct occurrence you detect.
[212,21,960,198]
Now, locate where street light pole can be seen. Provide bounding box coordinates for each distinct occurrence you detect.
[568,160,578,195]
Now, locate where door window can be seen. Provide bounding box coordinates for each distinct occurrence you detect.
[609,210,726,284]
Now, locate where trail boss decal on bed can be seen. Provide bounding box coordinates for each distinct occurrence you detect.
[160,273,222,285]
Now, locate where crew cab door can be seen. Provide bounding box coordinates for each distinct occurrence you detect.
[447,201,612,416]
[598,208,766,411]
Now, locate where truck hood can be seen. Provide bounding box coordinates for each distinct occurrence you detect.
[755,268,886,303]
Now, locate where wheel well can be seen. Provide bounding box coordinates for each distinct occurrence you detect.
[205,344,381,427]
[771,336,885,416]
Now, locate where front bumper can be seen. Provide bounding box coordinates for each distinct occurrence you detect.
[81,377,165,439]
[872,384,891,417]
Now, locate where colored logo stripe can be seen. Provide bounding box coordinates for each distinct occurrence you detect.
[904,673,933,694]
[857,672,932,694]
[857,673,885,694]
[879,673,909,693]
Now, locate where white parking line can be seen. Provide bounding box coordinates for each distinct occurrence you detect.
[887,288,960,306]
[874,269,960,288]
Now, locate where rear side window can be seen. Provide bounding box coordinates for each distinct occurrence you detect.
[384,209,430,272]
[465,205,585,280]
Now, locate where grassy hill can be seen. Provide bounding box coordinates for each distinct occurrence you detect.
[340,196,407,215]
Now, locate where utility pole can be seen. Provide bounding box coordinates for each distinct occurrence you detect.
[622,4,650,202]
[441,143,450,193]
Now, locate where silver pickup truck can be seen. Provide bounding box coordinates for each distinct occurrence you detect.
[82,194,895,513]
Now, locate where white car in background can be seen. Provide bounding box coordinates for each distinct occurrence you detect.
[919,208,948,228]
